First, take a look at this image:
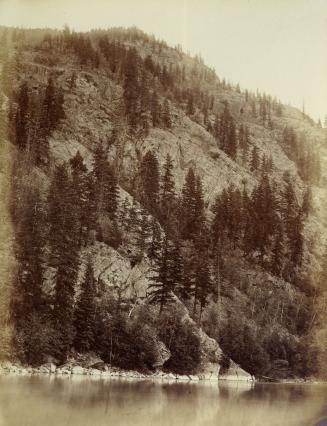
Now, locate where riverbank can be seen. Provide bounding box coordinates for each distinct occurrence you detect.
[0,361,254,383]
[1,362,325,386]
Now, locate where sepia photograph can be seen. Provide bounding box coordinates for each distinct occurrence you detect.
[0,0,326,425]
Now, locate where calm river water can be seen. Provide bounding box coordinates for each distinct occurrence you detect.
[0,375,326,426]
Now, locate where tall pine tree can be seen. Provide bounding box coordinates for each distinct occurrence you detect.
[148,237,175,314]
[140,151,160,215]
[48,164,80,360]
[74,258,96,352]
[15,81,29,150]
[180,168,205,240]
[160,153,175,231]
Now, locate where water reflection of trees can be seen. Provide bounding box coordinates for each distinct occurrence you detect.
[216,382,325,426]
[0,376,326,426]
[218,381,310,401]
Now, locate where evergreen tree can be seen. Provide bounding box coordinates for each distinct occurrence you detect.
[276,101,283,116]
[193,235,212,321]
[250,146,260,171]
[259,96,267,124]
[218,103,230,151]
[251,100,257,118]
[15,81,29,150]
[250,173,277,258]
[126,199,138,233]
[48,164,80,360]
[160,154,175,230]
[227,121,237,160]
[212,185,244,250]
[48,165,70,266]
[162,98,172,128]
[69,72,77,90]
[170,238,184,298]
[195,175,206,231]
[136,212,151,258]
[282,173,298,238]
[180,168,205,240]
[228,186,243,247]
[140,151,160,215]
[301,187,312,218]
[270,219,285,276]
[148,237,175,314]
[70,151,91,245]
[211,193,224,249]
[213,114,220,140]
[139,73,151,136]
[186,94,195,116]
[267,111,273,129]
[52,85,65,128]
[244,126,250,150]
[12,186,44,323]
[241,126,250,164]
[29,77,65,165]
[281,173,304,272]
[41,77,65,133]
[242,190,255,255]
[238,124,245,151]
[282,126,297,158]
[0,29,8,60]
[147,218,162,262]
[289,213,304,267]
[1,55,16,96]
[53,243,79,361]
[32,120,49,166]
[123,48,140,129]
[151,91,161,127]
[91,144,119,219]
[178,260,194,302]
[118,197,130,230]
[161,64,170,89]
[74,258,96,352]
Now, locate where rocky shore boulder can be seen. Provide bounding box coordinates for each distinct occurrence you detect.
[71,366,85,375]
[197,328,223,377]
[152,341,171,369]
[219,361,253,382]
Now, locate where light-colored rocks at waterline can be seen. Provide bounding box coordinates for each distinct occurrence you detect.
[0,361,253,382]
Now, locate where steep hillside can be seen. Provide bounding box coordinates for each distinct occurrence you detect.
[1,26,327,379]
[0,67,14,360]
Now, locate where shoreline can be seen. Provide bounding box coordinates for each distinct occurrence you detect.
[0,361,255,383]
[1,362,324,385]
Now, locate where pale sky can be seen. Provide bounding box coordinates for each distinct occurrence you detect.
[0,0,327,121]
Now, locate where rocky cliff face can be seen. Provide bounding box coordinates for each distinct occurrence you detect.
[4,26,327,379]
